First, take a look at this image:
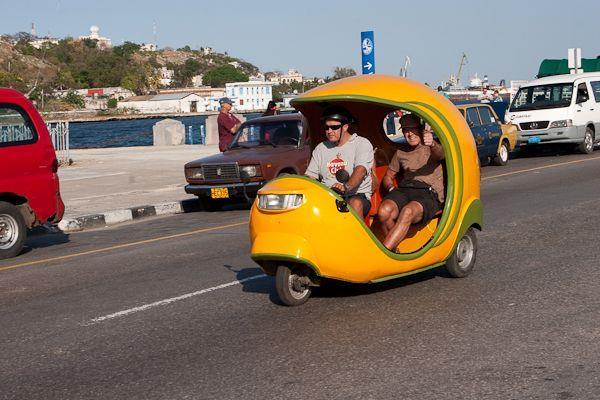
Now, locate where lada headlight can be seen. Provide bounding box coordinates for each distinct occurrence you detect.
[257,194,303,210]
[240,165,262,178]
[185,167,203,180]
[549,119,572,128]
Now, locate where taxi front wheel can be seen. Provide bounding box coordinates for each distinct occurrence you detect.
[275,264,312,306]
[445,228,478,278]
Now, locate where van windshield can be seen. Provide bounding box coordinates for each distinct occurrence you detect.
[230,120,302,148]
[509,83,573,111]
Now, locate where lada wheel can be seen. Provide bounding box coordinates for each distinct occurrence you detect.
[445,228,478,278]
[577,128,594,154]
[0,202,27,260]
[492,141,509,166]
[275,264,312,306]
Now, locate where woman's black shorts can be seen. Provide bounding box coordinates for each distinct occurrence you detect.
[384,183,442,222]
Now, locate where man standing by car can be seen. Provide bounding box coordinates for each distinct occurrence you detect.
[305,107,373,217]
[217,97,241,152]
[377,113,445,252]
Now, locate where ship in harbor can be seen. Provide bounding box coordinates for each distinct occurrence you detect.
[441,53,511,101]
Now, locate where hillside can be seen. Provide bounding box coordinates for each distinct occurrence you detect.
[0,35,260,104]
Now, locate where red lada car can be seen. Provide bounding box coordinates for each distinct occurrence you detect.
[0,88,65,259]
[184,113,310,210]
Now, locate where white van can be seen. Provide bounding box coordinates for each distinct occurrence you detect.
[506,72,600,154]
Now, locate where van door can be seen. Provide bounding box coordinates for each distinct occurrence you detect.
[589,80,600,134]
[573,81,596,140]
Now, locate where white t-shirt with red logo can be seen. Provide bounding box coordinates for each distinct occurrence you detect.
[305,134,373,197]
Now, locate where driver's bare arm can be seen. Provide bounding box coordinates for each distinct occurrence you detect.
[344,165,367,192]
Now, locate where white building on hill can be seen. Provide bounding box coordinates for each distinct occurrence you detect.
[118,93,206,113]
[280,69,303,84]
[224,81,274,111]
[79,25,112,49]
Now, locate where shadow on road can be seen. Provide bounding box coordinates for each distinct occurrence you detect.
[23,225,70,253]
[311,266,450,300]
[223,264,274,295]
[223,263,454,305]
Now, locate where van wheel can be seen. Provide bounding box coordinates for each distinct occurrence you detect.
[445,228,478,278]
[0,202,27,260]
[275,264,312,306]
[578,128,594,154]
[492,141,510,166]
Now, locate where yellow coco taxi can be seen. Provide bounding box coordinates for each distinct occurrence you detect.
[249,75,483,306]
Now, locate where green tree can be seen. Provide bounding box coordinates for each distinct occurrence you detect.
[202,65,248,87]
[329,66,357,81]
[81,38,98,49]
[64,91,85,108]
[107,98,118,108]
[172,58,201,87]
[113,41,141,59]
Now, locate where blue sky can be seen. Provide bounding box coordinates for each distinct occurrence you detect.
[4,0,600,85]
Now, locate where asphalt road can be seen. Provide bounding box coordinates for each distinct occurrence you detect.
[2,152,600,399]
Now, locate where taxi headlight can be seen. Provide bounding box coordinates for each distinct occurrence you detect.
[549,119,572,128]
[240,165,262,178]
[257,194,303,210]
[185,167,203,180]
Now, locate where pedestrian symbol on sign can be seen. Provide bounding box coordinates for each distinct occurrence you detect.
[362,38,373,56]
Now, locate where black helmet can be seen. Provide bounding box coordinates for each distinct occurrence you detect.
[320,106,353,125]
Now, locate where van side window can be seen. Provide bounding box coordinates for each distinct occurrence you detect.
[576,83,589,103]
[590,81,600,103]
[478,107,494,124]
[466,107,481,127]
[0,104,38,147]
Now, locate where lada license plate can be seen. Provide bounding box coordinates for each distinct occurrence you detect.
[527,136,541,144]
[210,187,229,199]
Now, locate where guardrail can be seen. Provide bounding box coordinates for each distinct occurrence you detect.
[46,121,70,165]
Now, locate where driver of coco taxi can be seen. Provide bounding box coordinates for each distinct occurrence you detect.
[377,113,445,252]
[304,107,374,217]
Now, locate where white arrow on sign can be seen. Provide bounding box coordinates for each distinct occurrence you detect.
[363,62,373,70]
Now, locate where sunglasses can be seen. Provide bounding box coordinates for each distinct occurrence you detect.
[323,124,343,131]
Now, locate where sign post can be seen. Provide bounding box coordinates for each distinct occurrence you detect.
[361,31,375,75]
[568,48,582,74]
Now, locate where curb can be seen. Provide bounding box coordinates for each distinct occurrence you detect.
[57,199,201,233]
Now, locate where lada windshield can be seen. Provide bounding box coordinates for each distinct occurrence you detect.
[509,83,573,111]
[230,120,302,148]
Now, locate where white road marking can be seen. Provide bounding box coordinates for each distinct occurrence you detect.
[85,273,267,325]
[60,172,128,181]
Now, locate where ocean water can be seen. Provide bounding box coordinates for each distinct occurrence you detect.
[69,113,262,149]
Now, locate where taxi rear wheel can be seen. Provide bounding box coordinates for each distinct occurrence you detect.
[445,228,478,278]
[492,140,509,166]
[0,202,27,260]
[275,264,312,306]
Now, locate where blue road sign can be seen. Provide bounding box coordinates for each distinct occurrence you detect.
[361,31,375,75]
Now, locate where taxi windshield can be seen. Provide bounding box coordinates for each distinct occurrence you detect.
[230,120,302,148]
